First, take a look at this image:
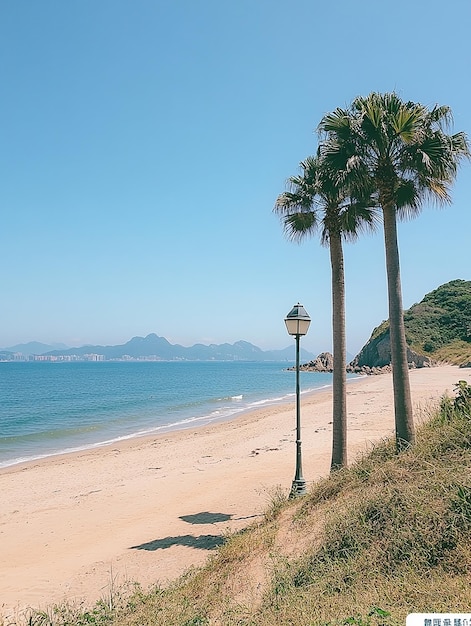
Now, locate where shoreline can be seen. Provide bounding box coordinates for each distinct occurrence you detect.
[0,377,346,476]
[1,365,469,618]
[0,372,362,472]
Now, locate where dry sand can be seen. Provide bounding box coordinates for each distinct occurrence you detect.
[1,365,469,618]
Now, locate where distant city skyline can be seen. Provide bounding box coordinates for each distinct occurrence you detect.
[1,1,470,357]
[0,333,319,363]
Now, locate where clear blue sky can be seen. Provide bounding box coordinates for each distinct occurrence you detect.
[1,0,470,356]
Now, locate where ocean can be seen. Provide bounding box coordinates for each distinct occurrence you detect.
[0,361,342,469]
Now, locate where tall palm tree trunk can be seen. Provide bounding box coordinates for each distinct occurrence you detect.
[329,231,348,469]
[382,203,415,449]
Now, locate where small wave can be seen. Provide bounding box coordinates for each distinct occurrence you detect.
[347,373,368,381]
[213,394,244,403]
[302,384,331,394]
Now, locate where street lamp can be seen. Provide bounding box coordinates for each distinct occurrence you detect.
[285,303,311,497]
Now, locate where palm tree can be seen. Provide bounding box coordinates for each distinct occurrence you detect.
[319,92,470,450]
[274,154,377,470]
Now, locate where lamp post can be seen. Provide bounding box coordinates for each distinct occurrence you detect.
[285,303,311,497]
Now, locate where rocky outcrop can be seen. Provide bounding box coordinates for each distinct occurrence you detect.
[349,327,434,372]
[294,330,436,376]
[298,352,334,372]
[347,363,392,376]
[286,352,334,372]
[292,351,391,375]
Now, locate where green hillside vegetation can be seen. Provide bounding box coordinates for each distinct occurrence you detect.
[370,279,471,365]
[15,380,471,626]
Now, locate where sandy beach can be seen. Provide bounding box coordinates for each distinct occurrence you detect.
[1,365,469,618]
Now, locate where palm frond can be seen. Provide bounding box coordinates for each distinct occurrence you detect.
[274,149,378,247]
[427,179,452,204]
[282,211,318,242]
[391,107,421,143]
[319,108,352,140]
[337,203,381,241]
[451,131,471,159]
[428,104,453,130]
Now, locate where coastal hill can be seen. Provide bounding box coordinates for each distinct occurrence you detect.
[22,335,316,362]
[301,279,471,373]
[352,279,471,369]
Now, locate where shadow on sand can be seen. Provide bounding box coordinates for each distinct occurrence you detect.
[130,534,225,551]
[129,510,260,552]
[179,511,232,525]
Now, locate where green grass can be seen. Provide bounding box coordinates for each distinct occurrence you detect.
[433,340,471,365]
[5,381,471,626]
[358,280,471,366]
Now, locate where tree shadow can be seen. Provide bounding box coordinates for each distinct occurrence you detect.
[130,534,225,551]
[179,511,232,525]
[179,511,260,525]
[129,511,261,553]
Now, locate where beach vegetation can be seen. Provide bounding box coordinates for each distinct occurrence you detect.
[405,279,471,357]
[9,381,471,625]
[319,92,470,451]
[274,154,378,471]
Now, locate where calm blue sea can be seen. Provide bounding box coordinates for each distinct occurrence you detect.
[0,361,341,469]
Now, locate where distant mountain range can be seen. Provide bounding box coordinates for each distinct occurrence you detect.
[1,334,316,362]
[2,341,69,356]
